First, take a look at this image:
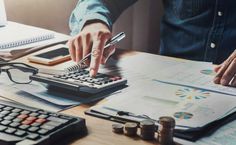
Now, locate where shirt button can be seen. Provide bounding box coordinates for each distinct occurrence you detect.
[210,43,216,48]
[218,11,223,16]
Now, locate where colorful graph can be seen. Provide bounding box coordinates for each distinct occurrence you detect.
[200,69,216,76]
[176,88,210,100]
[174,112,193,120]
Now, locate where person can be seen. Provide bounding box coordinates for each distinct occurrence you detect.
[67,0,236,87]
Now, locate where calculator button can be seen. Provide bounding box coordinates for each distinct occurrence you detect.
[29,113,39,117]
[38,129,49,135]
[9,122,20,127]
[9,113,19,117]
[0,125,7,131]
[13,118,23,123]
[35,118,46,124]
[47,116,69,124]
[31,123,41,127]
[17,114,28,119]
[1,120,11,125]
[26,116,37,121]
[27,133,40,140]
[45,121,62,127]
[12,109,22,113]
[15,130,26,137]
[19,125,30,130]
[5,127,16,134]
[1,111,10,115]
[38,114,48,119]
[21,110,30,115]
[4,116,14,120]
[22,120,33,125]
[3,107,13,111]
[28,127,39,132]
[41,124,55,131]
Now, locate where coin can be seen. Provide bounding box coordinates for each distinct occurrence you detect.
[112,124,124,134]
[124,122,138,136]
[159,116,175,128]
[140,120,155,140]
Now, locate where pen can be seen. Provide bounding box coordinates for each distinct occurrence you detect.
[77,32,126,65]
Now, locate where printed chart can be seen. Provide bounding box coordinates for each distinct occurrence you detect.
[173,112,193,120]
[176,88,210,100]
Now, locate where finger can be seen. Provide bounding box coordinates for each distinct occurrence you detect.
[214,52,236,84]
[101,45,116,64]
[214,64,222,73]
[82,33,92,65]
[218,58,236,86]
[67,39,76,62]
[74,37,83,63]
[90,33,111,77]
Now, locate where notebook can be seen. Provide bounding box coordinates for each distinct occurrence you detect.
[0,0,7,26]
[0,22,55,49]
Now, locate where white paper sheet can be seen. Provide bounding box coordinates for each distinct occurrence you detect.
[176,120,236,145]
[91,81,236,128]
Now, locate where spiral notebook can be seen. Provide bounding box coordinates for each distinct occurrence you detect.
[0,22,55,50]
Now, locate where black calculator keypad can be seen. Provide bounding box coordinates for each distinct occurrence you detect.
[0,100,86,145]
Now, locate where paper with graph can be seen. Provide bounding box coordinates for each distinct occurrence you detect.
[154,60,236,96]
[91,81,236,128]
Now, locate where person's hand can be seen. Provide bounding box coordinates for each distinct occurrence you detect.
[67,22,115,77]
[214,50,236,86]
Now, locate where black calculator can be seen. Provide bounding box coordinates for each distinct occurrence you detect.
[30,69,127,94]
[0,99,86,145]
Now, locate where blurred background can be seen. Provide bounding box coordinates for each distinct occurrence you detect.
[4,0,163,54]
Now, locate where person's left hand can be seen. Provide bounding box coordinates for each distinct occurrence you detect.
[214,50,236,86]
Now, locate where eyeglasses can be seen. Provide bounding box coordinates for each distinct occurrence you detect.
[0,62,38,84]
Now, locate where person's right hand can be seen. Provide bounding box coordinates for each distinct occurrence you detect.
[67,22,115,77]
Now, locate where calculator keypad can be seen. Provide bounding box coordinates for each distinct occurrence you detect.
[0,104,74,140]
[53,69,122,85]
[30,69,127,93]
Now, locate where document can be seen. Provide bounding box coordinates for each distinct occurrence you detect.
[108,52,236,96]
[155,60,236,96]
[91,81,236,128]
[176,120,236,145]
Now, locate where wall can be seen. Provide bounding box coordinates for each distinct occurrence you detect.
[4,0,78,34]
[4,0,163,53]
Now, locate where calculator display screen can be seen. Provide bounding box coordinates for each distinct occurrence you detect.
[35,47,69,59]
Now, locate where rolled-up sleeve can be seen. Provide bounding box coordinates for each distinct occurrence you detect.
[69,0,137,36]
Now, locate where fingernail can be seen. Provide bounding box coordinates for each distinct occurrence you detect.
[221,79,228,86]
[214,77,220,84]
[90,69,95,77]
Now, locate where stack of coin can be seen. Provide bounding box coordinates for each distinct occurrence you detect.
[140,120,156,140]
[112,124,124,134]
[124,122,138,136]
[158,116,176,145]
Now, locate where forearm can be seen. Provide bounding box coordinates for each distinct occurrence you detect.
[69,0,137,36]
